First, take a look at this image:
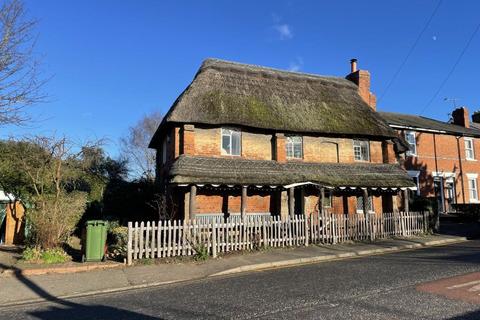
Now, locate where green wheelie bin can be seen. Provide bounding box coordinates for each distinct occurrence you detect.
[82,220,108,262]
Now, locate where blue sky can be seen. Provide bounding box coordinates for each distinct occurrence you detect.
[1,0,479,156]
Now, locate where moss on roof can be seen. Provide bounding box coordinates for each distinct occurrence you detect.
[169,155,416,188]
[150,59,401,147]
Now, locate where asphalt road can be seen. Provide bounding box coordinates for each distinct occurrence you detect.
[2,239,480,320]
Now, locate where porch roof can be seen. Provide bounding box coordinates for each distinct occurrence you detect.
[169,155,416,188]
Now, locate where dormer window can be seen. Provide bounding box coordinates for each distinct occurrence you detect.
[286,136,303,159]
[353,140,370,161]
[221,128,241,156]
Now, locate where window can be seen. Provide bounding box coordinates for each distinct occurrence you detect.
[356,196,374,213]
[468,175,479,203]
[221,128,241,156]
[353,140,370,161]
[405,131,417,156]
[324,190,332,208]
[161,139,167,164]
[286,136,303,159]
[407,170,420,196]
[161,134,170,165]
[465,138,475,160]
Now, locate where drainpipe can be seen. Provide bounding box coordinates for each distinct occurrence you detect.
[433,133,440,231]
[456,136,466,204]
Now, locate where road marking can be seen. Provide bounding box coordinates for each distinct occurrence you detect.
[447,280,480,289]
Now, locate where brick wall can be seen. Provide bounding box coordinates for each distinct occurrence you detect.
[401,129,480,204]
[196,188,272,214]
[159,125,402,216]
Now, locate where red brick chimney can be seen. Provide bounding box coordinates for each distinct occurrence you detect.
[452,107,470,128]
[346,59,377,111]
[471,110,480,124]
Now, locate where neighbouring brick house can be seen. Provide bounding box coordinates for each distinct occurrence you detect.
[149,58,416,221]
[380,108,480,213]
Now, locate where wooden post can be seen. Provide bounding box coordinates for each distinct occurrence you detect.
[403,189,410,213]
[362,188,372,241]
[212,222,217,258]
[320,187,325,213]
[288,187,295,219]
[189,185,197,220]
[280,190,289,221]
[319,187,325,242]
[241,186,247,220]
[127,221,133,265]
[302,188,309,246]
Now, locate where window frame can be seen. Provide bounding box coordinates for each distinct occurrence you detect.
[356,196,374,213]
[353,139,370,162]
[221,128,242,156]
[161,134,171,165]
[465,138,475,160]
[405,131,417,157]
[285,135,303,159]
[321,190,332,208]
[467,174,479,203]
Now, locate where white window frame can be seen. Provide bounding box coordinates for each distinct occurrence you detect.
[465,138,475,160]
[356,196,374,213]
[286,135,303,159]
[353,140,370,162]
[467,173,479,203]
[405,131,417,157]
[221,128,241,156]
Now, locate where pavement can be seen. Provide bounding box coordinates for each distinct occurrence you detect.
[0,233,467,307]
[2,238,480,319]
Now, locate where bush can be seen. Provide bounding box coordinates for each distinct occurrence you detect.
[22,246,42,263]
[22,247,71,264]
[107,223,128,260]
[28,191,87,249]
[193,243,209,261]
[41,248,70,264]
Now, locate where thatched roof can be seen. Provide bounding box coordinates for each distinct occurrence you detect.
[379,111,480,137]
[150,59,401,147]
[169,155,416,188]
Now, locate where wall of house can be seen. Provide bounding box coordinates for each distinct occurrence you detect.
[195,188,274,215]
[158,125,402,216]
[160,125,393,165]
[401,129,480,205]
[191,187,397,218]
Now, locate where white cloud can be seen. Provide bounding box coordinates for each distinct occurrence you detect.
[288,57,303,72]
[274,24,293,40]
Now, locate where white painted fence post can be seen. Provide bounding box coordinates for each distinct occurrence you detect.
[127,222,133,265]
[212,222,217,258]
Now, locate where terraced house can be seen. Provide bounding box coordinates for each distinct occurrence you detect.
[380,107,480,213]
[149,58,416,221]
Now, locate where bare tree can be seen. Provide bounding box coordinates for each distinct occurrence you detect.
[0,0,45,125]
[120,111,162,181]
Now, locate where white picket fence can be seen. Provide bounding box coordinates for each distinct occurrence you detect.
[127,211,430,265]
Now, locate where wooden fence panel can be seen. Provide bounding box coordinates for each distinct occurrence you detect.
[126,211,430,265]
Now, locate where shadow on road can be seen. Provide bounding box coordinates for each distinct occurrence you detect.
[0,262,161,319]
[438,216,480,240]
[448,309,480,320]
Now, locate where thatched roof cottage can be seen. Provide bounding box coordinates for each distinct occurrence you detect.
[150,58,415,220]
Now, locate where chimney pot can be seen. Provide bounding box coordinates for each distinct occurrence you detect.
[350,58,358,73]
